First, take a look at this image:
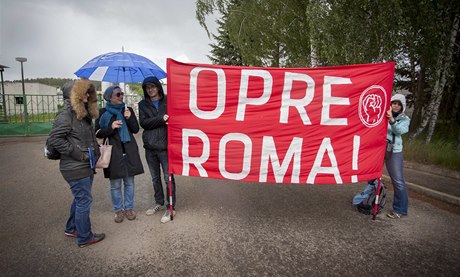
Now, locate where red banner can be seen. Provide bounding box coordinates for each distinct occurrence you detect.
[167,59,394,184]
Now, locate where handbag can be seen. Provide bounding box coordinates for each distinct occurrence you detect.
[96,139,112,168]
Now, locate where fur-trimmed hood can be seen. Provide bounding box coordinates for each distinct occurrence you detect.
[63,79,99,120]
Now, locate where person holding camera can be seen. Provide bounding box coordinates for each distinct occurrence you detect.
[385,94,410,219]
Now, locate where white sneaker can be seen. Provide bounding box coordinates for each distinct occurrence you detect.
[145,203,165,216]
[160,209,176,223]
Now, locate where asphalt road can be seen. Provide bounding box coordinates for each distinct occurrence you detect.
[1,135,459,276]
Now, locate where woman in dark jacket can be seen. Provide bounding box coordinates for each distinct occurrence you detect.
[48,79,105,248]
[95,86,144,223]
[139,76,176,223]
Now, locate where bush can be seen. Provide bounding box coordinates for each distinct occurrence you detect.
[404,137,460,170]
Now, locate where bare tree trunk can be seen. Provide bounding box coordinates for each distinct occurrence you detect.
[457,130,460,149]
[310,41,317,67]
[409,61,425,131]
[425,80,446,143]
[452,88,460,123]
[412,12,460,142]
[411,69,440,140]
[425,12,459,143]
[271,42,281,67]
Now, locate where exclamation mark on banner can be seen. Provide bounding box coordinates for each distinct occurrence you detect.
[351,135,360,183]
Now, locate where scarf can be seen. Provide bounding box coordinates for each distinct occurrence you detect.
[99,102,131,143]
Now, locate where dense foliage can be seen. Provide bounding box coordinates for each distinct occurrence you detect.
[197,0,460,146]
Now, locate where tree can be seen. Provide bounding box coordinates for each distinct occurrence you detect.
[208,0,244,66]
[196,0,228,37]
[128,83,144,96]
[196,0,460,144]
[197,0,312,67]
[411,6,460,142]
[10,77,102,91]
[307,0,403,65]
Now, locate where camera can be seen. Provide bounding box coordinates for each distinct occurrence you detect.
[386,142,393,152]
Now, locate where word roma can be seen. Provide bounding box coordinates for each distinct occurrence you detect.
[181,128,361,185]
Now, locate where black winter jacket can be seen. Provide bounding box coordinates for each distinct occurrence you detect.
[139,76,168,151]
[95,106,144,179]
[48,79,100,181]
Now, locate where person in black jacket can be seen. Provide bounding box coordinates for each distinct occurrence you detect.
[47,79,105,248]
[95,85,144,223]
[139,76,176,223]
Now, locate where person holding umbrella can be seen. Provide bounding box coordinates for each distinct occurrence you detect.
[95,85,144,223]
[139,76,176,223]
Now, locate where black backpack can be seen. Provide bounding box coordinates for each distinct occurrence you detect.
[44,137,60,160]
[355,179,387,215]
[44,109,72,160]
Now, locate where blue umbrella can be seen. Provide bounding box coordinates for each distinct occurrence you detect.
[75,52,166,83]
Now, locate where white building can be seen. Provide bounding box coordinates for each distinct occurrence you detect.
[1,82,62,115]
[2,82,60,95]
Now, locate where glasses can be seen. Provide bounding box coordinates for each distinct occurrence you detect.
[391,101,401,106]
[114,92,124,97]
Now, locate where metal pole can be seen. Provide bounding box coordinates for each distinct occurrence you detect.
[372,178,382,220]
[21,61,28,133]
[0,67,7,121]
[16,57,28,135]
[168,175,174,221]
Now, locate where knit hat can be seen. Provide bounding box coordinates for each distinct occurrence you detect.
[391,94,406,112]
[103,85,121,101]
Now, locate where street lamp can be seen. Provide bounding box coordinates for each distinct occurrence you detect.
[0,64,9,122]
[15,57,28,133]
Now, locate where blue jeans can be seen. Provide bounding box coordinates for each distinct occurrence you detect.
[385,151,408,215]
[145,149,176,207]
[109,176,135,212]
[65,176,94,245]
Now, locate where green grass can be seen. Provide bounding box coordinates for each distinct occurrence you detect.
[404,137,460,170]
[6,112,57,123]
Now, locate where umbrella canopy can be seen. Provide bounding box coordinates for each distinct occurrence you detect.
[74,52,166,83]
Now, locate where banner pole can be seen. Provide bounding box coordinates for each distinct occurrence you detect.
[372,178,382,220]
[169,174,174,220]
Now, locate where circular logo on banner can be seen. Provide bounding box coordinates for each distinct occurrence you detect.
[358,85,387,127]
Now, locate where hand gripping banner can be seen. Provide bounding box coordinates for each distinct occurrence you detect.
[167,59,394,184]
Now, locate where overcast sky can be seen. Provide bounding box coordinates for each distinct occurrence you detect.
[0,0,217,81]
